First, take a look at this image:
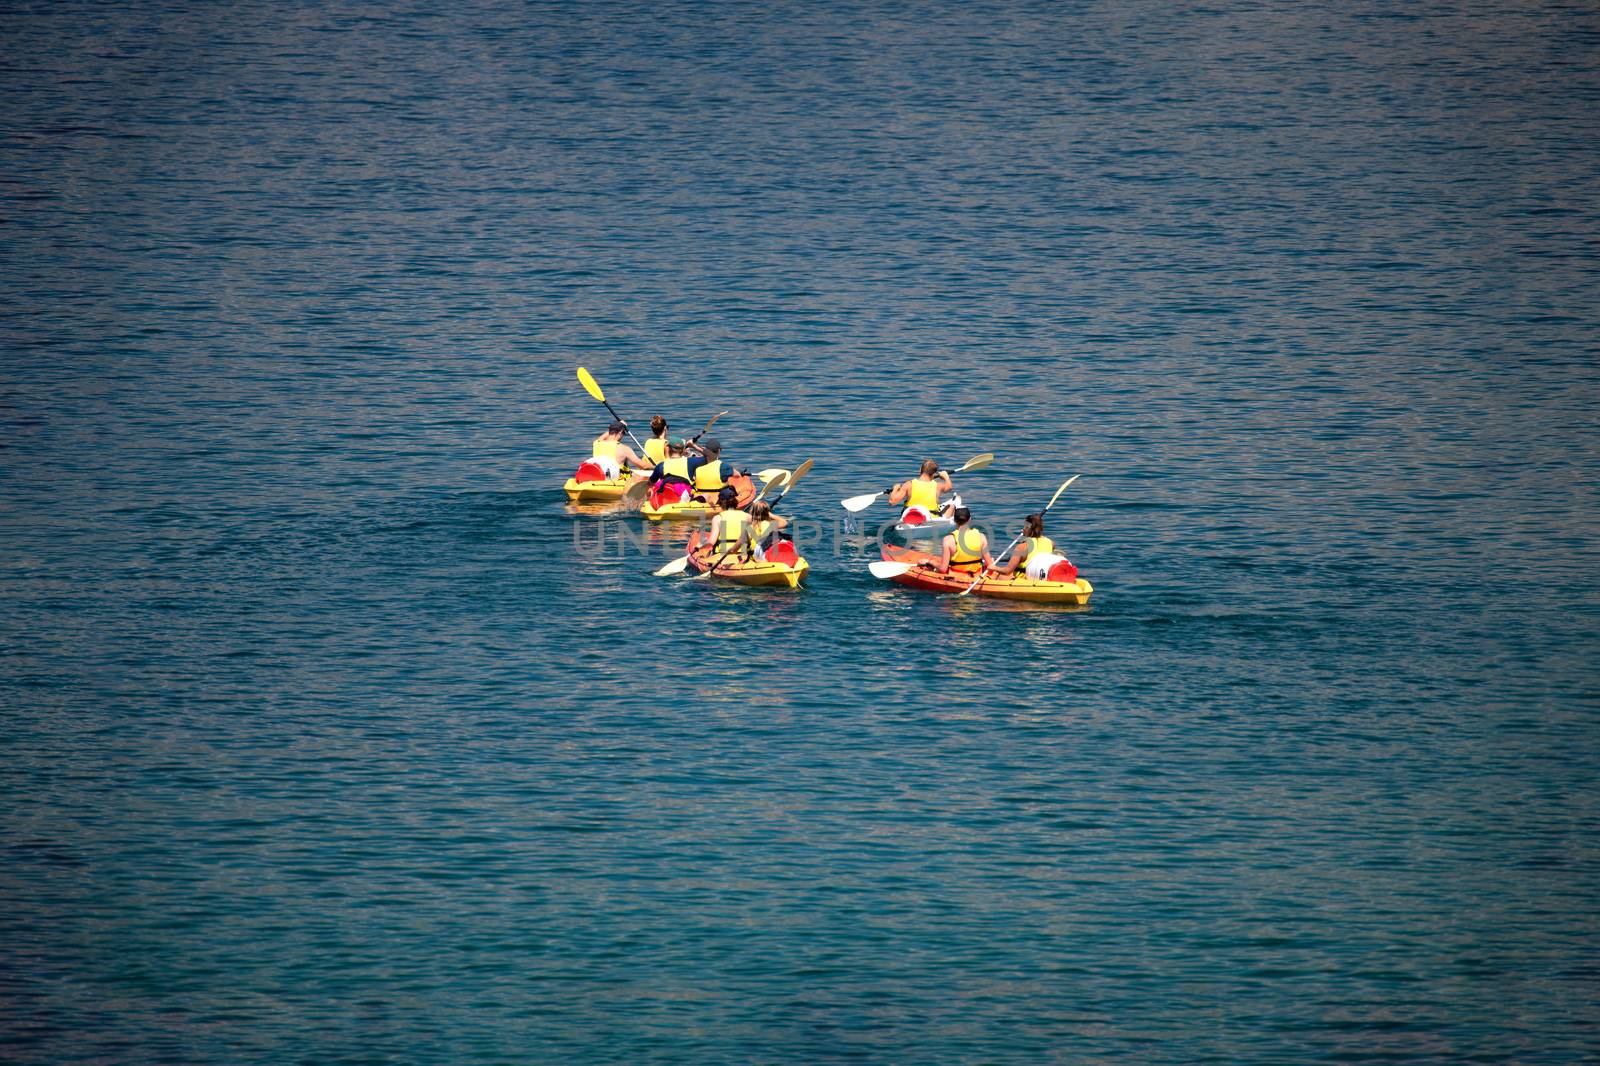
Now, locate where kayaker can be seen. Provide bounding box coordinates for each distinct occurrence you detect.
[889,460,955,521]
[991,513,1076,581]
[692,439,744,499]
[643,415,670,466]
[706,487,752,559]
[590,421,653,479]
[936,507,992,574]
[648,437,707,503]
[746,500,789,560]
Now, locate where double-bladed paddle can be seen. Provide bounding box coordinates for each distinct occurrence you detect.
[840,453,995,513]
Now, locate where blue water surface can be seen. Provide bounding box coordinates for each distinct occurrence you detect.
[3,1,1599,1062]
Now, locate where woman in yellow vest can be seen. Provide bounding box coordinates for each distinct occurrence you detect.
[937,507,993,574]
[746,501,789,560]
[590,421,653,479]
[643,415,670,465]
[888,460,955,520]
[706,487,752,559]
[992,513,1074,580]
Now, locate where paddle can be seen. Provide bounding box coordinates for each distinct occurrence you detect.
[869,560,916,580]
[756,468,790,483]
[958,474,1080,596]
[690,410,728,444]
[576,366,650,456]
[840,453,995,513]
[763,458,812,509]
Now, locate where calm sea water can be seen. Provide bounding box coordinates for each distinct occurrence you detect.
[4,1,1599,1062]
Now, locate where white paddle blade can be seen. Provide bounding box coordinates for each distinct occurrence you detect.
[1044,474,1082,511]
[653,556,691,577]
[869,561,916,580]
[959,452,995,472]
[757,468,790,483]
[841,492,881,513]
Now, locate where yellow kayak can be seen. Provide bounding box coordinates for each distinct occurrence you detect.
[686,533,808,588]
[562,469,643,502]
[640,475,755,522]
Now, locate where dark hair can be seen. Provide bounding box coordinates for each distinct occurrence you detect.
[1023,513,1044,538]
[608,421,626,434]
[953,506,971,525]
[920,459,940,478]
[650,415,667,436]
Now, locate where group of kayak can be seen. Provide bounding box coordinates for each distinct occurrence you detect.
[566,367,1093,604]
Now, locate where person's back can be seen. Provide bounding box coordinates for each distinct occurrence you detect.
[939,507,991,574]
[891,459,954,519]
[643,415,669,465]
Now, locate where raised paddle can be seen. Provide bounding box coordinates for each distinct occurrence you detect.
[576,366,650,456]
[840,453,995,513]
[756,468,790,483]
[763,458,812,509]
[690,410,728,443]
[958,474,1081,597]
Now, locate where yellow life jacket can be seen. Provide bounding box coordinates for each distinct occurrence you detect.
[907,477,940,512]
[694,459,725,491]
[713,509,749,552]
[661,456,691,482]
[950,527,986,570]
[1022,535,1055,565]
[592,437,619,462]
[750,518,773,542]
[644,437,666,464]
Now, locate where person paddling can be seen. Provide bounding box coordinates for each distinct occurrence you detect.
[746,500,789,561]
[889,460,955,521]
[706,487,752,560]
[691,439,746,500]
[590,421,653,479]
[643,415,671,466]
[648,437,708,504]
[935,507,992,574]
[991,513,1077,581]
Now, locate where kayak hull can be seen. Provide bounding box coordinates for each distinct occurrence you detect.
[563,472,641,502]
[687,535,808,588]
[895,517,955,538]
[641,475,756,521]
[879,546,1092,604]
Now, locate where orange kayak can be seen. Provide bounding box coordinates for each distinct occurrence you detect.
[878,545,1093,604]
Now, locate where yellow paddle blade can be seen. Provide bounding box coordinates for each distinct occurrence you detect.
[576,366,605,403]
[1045,474,1082,511]
[784,458,814,487]
[958,452,995,472]
[756,468,790,483]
